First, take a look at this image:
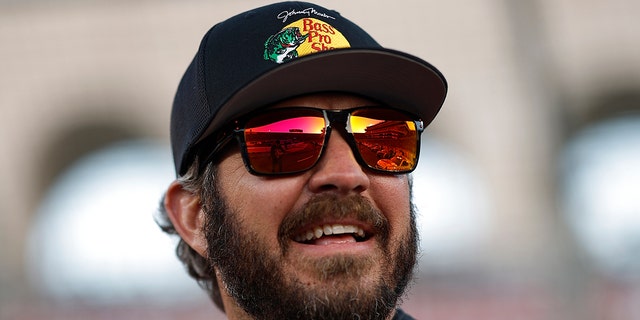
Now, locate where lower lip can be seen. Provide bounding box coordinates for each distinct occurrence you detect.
[289,238,377,257]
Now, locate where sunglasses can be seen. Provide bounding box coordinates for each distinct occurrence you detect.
[197,106,425,175]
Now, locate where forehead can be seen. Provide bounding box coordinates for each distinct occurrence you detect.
[267,92,381,111]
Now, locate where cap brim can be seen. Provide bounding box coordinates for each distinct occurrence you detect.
[199,48,448,142]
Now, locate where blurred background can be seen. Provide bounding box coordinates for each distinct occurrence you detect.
[1,0,639,319]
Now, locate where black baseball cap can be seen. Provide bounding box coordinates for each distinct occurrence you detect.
[171,1,448,175]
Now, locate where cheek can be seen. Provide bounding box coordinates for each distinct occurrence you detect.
[217,154,306,232]
[227,179,303,216]
[369,175,412,232]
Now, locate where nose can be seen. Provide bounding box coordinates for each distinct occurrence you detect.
[307,130,370,195]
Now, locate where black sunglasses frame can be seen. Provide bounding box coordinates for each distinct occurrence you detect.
[196,106,425,175]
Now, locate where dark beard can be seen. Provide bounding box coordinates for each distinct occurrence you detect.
[202,187,418,320]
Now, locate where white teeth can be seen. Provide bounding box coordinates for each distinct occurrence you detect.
[314,227,323,239]
[295,224,366,243]
[343,225,356,234]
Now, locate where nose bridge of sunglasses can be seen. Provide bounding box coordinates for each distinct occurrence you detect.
[323,109,352,133]
[321,111,370,165]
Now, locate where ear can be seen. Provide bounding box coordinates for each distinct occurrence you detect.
[164,180,208,257]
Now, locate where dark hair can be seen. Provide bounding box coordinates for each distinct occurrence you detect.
[156,158,225,311]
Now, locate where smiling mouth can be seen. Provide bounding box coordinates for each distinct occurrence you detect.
[293,224,368,245]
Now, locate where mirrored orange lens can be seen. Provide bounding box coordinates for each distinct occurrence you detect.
[350,108,418,172]
[244,110,326,174]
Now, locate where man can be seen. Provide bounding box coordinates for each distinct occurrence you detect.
[270,139,285,172]
[158,2,447,319]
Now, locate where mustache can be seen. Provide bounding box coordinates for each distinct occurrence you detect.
[278,194,389,251]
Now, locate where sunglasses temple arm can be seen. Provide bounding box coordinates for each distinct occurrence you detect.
[197,131,236,172]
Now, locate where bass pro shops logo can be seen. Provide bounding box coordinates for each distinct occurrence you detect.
[263,18,351,64]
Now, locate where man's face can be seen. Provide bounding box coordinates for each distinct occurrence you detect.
[204,93,418,319]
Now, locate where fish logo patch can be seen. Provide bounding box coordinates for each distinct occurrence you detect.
[264,18,351,64]
[263,27,309,63]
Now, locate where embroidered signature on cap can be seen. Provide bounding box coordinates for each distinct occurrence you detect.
[277,7,336,23]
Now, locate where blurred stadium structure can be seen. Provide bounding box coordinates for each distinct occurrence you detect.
[1,0,639,319]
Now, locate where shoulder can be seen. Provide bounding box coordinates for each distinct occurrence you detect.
[392,308,416,320]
